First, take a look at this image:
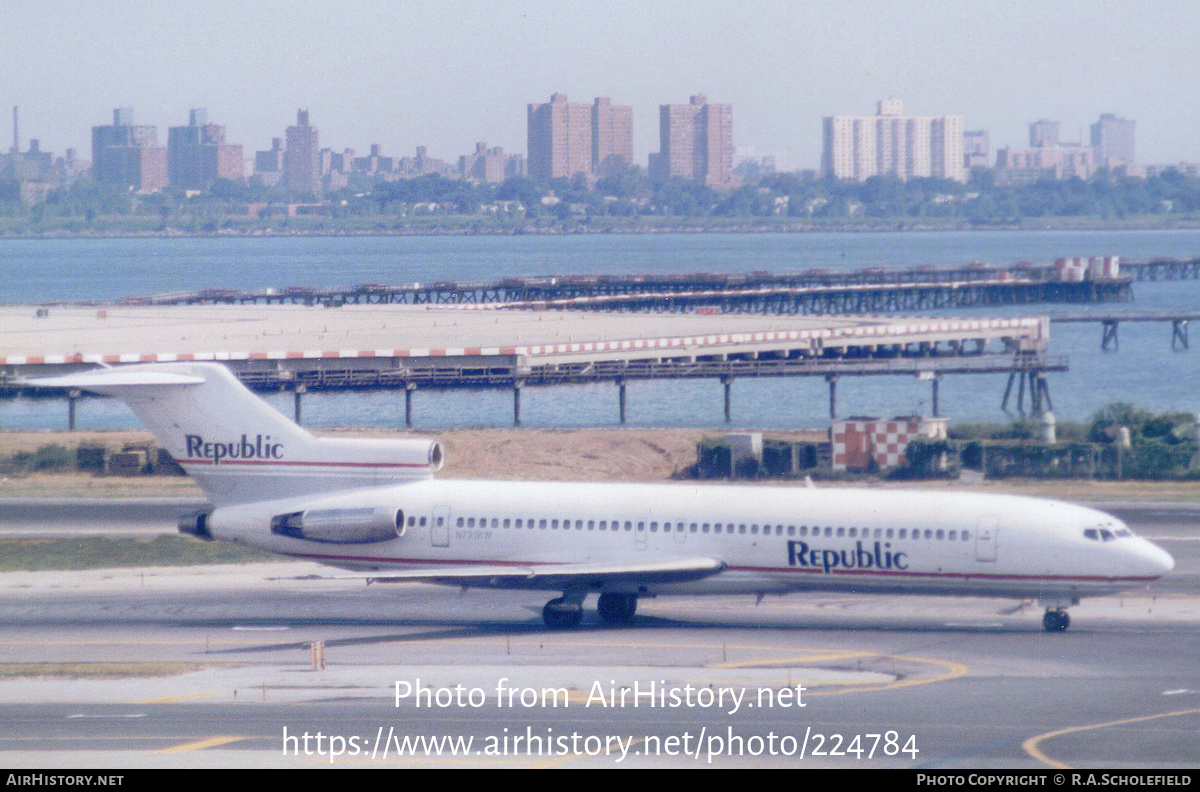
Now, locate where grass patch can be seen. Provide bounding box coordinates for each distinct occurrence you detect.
[0,535,277,571]
[0,662,224,679]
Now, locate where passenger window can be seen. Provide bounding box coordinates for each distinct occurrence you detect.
[936,529,944,540]
[887,528,894,539]
[407,515,416,527]
[419,517,427,527]
[788,526,796,536]
[848,528,857,538]
[949,530,957,540]
[456,517,464,527]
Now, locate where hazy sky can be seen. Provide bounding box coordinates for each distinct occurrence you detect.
[2,0,1196,169]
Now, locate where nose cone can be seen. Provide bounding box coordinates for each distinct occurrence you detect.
[1135,539,1175,578]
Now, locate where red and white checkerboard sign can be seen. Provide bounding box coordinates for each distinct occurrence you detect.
[832,417,947,471]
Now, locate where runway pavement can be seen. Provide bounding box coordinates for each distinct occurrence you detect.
[0,498,1197,769]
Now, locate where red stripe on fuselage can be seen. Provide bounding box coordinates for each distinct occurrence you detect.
[266,551,1158,585]
[180,459,429,469]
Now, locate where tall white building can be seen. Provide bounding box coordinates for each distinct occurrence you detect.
[822,100,965,183]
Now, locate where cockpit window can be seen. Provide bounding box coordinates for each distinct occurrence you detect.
[1083,528,1099,541]
[1099,529,1114,541]
[1115,529,1132,537]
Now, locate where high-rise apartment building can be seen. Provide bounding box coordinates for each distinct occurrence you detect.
[1029,119,1061,148]
[167,109,243,190]
[527,93,593,181]
[1091,114,1135,165]
[821,99,965,183]
[527,94,634,181]
[459,142,508,183]
[653,94,733,187]
[91,107,168,192]
[284,109,320,194]
[591,97,633,177]
[963,130,989,170]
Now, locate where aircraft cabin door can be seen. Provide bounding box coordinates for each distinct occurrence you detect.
[431,505,451,548]
[976,518,998,562]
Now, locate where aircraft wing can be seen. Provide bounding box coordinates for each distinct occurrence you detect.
[327,556,727,588]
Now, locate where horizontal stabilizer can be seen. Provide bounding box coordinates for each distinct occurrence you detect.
[324,556,727,587]
[26,370,205,391]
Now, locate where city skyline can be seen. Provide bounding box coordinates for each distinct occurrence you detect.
[2,1,1198,171]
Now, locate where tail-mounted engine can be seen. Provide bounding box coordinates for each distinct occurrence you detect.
[271,507,405,545]
[178,510,215,541]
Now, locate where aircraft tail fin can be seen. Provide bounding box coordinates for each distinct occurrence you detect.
[28,363,442,505]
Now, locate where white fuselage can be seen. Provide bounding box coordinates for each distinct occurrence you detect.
[208,479,1174,601]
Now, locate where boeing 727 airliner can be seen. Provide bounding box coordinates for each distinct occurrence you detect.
[30,363,1174,631]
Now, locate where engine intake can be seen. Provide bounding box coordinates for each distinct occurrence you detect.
[178,510,214,541]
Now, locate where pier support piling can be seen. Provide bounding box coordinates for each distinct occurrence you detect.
[721,376,733,423]
[67,389,80,431]
[293,384,306,425]
[1036,372,1053,413]
[1101,320,1119,352]
[1173,319,1189,351]
[826,374,839,419]
[513,380,523,427]
[405,382,415,427]
[617,378,627,424]
[931,375,940,417]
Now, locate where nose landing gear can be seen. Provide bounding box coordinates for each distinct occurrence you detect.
[1042,609,1070,632]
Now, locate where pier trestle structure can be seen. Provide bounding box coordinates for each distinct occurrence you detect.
[3,315,1062,429]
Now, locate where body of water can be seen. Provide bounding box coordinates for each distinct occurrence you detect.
[2,229,1199,432]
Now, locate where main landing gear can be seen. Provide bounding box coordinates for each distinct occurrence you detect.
[540,592,639,629]
[596,592,638,625]
[1042,609,1071,632]
[542,596,583,630]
